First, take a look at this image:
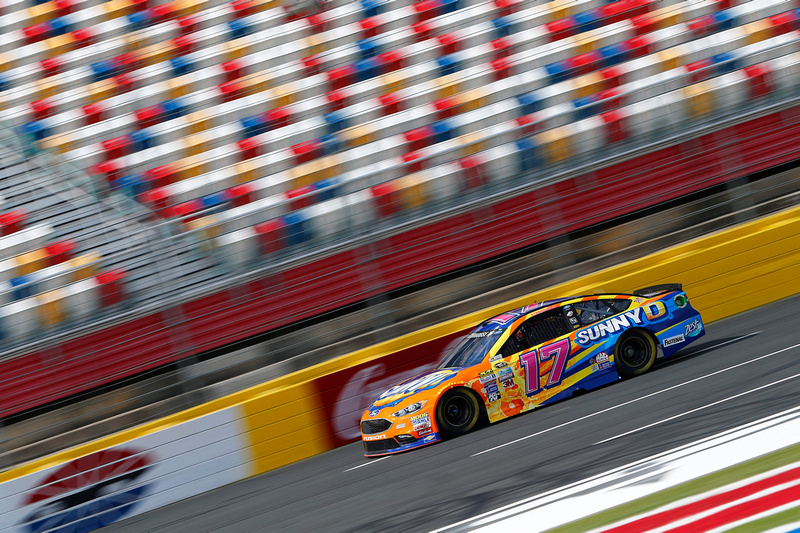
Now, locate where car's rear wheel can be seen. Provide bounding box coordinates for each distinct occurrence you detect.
[615,330,657,378]
[436,389,481,438]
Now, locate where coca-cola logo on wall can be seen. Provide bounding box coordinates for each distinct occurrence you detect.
[324,332,467,445]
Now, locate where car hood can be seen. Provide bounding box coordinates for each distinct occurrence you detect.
[371,368,461,408]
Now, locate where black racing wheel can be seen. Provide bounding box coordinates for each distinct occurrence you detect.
[615,330,657,378]
[436,389,481,438]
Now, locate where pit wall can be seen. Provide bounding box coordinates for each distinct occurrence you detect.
[1,205,799,531]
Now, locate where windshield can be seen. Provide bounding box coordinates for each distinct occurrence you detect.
[436,329,503,369]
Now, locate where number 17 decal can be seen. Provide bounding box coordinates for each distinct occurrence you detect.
[519,338,571,396]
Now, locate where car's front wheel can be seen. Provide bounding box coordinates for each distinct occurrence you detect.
[436,388,481,438]
[615,330,657,378]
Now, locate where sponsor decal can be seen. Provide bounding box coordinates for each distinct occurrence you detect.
[363,435,386,441]
[368,410,380,417]
[487,313,517,325]
[493,361,508,368]
[22,448,153,533]
[411,413,431,431]
[643,301,668,321]
[488,391,501,402]
[376,369,458,403]
[566,310,574,317]
[468,331,492,338]
[594,351,612,370]
[485,381,499,395]
[479,370,497,384]
[489,354,502,362]
[396,423,405,429]
[418,427,432,436]
[501,378,516,390]
[496,367,513,380]
[684,318,701,337]
[576,308,644,346]
[424,435,437,442]
[569,317,578,325]
[663,334,685,347]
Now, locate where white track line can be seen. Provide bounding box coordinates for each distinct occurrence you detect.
[473,332,772,456]
[595,370,800,445]
[343,456,390,472]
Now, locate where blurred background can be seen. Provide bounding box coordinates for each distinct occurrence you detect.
[0,0,799,504]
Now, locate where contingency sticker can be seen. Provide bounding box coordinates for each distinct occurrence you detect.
[411,413,431,431]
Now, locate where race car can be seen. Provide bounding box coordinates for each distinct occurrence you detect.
[360,284,704,456]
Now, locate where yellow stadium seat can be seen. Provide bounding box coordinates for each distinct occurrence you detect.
[538,127,573,163]
[657,48,685,71]
[69,252,102,281]
[547,0,575,22]
[44,34,75,58]
[398,173,429,210]
[341,124,376,147]
[683,82,714,117]
[38,289,65,327]
[455,88,489,112]
[187,155,214,181]
[459,132,489,157]
[226,38,255,61]
[186,215,220,250]
[28,2,57,25]
[187,110,214,135]
[234,160,261,184]
[104,0,134,20]
[41,133,76,155]
[574,72,604,98]
[14,248,47,276]
[435,73,466,99]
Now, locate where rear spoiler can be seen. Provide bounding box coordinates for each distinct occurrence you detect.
[633,283,683,298]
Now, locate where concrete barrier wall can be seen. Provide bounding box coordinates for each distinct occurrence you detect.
[1,205,799,531]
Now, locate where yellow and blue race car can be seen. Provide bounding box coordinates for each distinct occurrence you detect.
[360,284,704,456]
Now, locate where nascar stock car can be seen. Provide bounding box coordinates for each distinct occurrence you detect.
[360,284,705,456]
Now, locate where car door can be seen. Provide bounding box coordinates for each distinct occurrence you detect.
[482,307,575,421]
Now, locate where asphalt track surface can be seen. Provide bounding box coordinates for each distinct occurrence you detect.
[106,294,800,533]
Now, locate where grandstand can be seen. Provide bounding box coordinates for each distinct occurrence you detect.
[0,0,800,436]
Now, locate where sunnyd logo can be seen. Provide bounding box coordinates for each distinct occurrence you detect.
[576,308,645,346]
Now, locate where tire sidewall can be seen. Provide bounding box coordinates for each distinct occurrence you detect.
[615,330,657,378]
[436,388,481,438]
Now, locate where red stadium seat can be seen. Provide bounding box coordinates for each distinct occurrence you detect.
[0,210,26,236]
[371,181,400,217]
[255,218,286,254]
[96,269,127,306]
[45,240,77,266]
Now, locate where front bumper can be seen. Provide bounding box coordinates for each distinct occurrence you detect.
[363,432,441,457]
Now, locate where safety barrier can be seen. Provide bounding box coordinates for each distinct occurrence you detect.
[1,201,798,530]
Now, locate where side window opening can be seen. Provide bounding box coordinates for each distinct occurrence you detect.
[498,309,571,357]
[574,298,632,327]
[525,308,572,346]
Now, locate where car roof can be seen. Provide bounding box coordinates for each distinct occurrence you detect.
[474,294,638,332]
